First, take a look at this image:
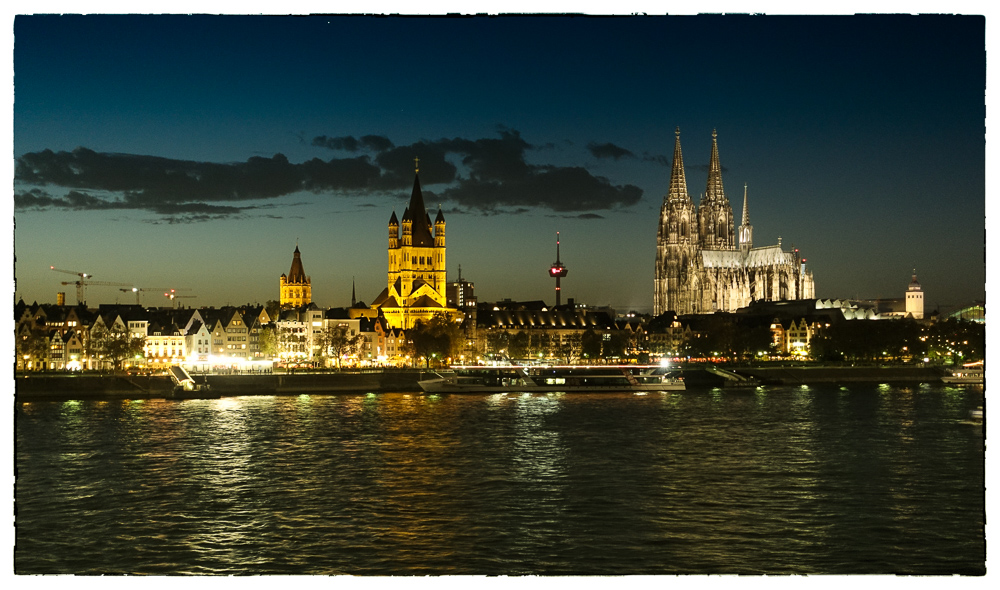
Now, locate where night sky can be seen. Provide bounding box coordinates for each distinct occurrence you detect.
[10,11,986,314]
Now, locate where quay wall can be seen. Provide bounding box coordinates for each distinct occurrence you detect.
[14,371,431,400]
[14,366,951,400]
[731,365,948,385]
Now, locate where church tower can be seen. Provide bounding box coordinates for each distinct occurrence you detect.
[738,183,753,254]
[697,129,735,251]
[374,160,457,330]
[655,127,702,316]
[905,271,924,319]
[279,245,312,309]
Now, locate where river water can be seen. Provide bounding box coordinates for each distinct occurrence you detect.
[15,383,985,575]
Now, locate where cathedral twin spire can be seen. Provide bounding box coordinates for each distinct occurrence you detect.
[664,127,749,252]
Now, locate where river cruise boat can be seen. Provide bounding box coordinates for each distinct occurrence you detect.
[942,364,984,385]
[418,365,685,394]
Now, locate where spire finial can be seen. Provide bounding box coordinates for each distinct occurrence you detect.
[712,128,717,140]
[414,156,420,174]
[675,126,680,137]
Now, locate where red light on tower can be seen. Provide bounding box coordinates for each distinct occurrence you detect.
[548,232,568,306]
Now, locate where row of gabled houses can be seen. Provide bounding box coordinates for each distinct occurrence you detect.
[13,299,415,371]
[15,300,272,371]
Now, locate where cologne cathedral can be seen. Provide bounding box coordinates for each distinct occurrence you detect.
[653,128,815,316]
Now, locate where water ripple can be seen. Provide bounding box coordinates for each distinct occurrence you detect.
[16,385,985,575]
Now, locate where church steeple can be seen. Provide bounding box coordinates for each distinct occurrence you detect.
[739,183,753,254]
[704,128,725,204]
[666,127,691,204]
[406,168,434,248]
[287,245,307,283]
[697,129,735,250]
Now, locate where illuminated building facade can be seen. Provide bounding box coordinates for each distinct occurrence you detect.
[905,272,924,319]
[279,245,312,309]
[654,128,815,316]
[372,165,462,330]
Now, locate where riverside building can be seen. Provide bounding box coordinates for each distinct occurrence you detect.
[654,128,815,316]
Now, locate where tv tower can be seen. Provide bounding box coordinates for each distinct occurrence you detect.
[548,232,568,306]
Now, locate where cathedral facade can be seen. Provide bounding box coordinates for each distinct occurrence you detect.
[654,128,815,316]
[372,166,462,330]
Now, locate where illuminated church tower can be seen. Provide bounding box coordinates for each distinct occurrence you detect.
[373,160,460,329]
[654,128,701,315]
[697,129,735,251]
[279,245,311,309]
[905,271,924,319]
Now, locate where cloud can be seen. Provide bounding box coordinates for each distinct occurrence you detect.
[587,142,635,160]
[643,153,671,167]
[440,167,642,212]
[312,134,394,153]
[15,129,646,220]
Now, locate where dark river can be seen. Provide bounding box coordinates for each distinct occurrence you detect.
[15,383,985,575]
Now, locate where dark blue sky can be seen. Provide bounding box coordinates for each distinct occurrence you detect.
[11,13,986,313]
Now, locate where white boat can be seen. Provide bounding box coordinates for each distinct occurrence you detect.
[942,366,984,384]
[418,364,685,394]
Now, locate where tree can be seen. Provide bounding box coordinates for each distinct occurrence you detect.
[732,323,774,361]
[409,313,462,368]
[258,325,278,358]
[528,332,552,360]
[319,325,364,369]
[603,331,631,361]
[556,332,582,364]
[95,325,145,372]
[485,330,510,359]
[15,326,49,371]
[508,331,530,359]
[580,329,603,362]
[264,300,281,322]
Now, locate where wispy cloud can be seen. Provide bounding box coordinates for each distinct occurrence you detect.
[587,142,635,160]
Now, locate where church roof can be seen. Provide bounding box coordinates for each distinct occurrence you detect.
[371,287,391,307]
[406,173,435,247]
[287,246,308,283]
[701,245,793,269]
[435,206,445,224]
[409,294,444,308]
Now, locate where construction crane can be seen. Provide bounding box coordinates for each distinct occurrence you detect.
[50,266,130,305]
[164,290,197,309]
[120,286,191,305]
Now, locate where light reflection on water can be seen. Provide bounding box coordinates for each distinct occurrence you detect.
[15,384,985,575]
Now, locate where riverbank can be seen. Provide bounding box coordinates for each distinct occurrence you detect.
[708,365,951,386]
[14,365,956,401]
[14,370,433,400]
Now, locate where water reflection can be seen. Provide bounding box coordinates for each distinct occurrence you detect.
[15,384,986,575]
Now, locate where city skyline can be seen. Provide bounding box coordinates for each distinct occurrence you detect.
[10,12,986,314]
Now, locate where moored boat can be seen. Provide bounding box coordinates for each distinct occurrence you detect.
[418,364,685,393]
[942,365,984,385]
